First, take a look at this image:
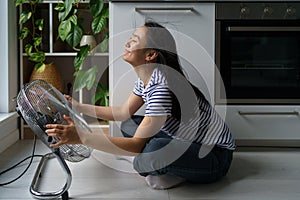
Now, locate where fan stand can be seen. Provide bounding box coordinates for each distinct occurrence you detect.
[30,149,72,200]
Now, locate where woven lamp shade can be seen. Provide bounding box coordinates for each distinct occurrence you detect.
[29,63,63,92]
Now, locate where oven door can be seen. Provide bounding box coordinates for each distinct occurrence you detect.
[216,20,300,104]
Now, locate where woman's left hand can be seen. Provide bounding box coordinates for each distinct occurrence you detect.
[45,115,82,147]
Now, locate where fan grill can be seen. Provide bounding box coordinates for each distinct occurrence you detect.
[17,79,92,162]
[18,81,64,128]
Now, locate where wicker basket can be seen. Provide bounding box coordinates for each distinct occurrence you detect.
[29,63,63,92]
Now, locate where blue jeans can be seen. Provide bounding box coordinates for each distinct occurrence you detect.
[121,115,233,183]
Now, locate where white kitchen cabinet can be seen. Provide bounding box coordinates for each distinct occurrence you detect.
[215,105,300,146]
[109,2,215,136]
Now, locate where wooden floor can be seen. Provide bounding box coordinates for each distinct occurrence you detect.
[1,140,300,199]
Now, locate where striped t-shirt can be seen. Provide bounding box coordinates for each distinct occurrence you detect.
[133,68,236,150]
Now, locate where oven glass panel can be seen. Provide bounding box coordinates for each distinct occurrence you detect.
[219,21,300,102]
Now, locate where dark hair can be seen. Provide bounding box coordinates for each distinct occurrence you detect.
[144,21,184,76]
[144,21,207,121]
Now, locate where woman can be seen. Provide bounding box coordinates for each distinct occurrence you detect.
[46,21,236,190]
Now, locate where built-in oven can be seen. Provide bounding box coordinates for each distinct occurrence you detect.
[215,2,300,104]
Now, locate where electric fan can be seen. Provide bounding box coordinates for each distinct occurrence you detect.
[16,79,93,200]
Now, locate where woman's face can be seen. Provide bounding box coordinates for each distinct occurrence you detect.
[122,26,149,67]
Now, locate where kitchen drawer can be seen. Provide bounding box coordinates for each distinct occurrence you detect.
[215,105,300,145]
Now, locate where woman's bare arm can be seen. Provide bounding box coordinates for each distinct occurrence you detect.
[46,115,167,156]
[73,93,144,121]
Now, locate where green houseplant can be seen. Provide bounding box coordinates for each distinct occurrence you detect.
[15,0,63,92]
[15,0,46,71]
[55,0,109,105]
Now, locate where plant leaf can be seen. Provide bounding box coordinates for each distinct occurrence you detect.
[25,44,32,56]
[35,19,43,31]
[66,25,82,47]
[29,52,45,63]
[69,13,78,25]
[73,70,88,91]
[85,66,98,90]
[15,0,26,7]
[19,27,29,40]
[104,94,109,106]
[19,11,32,24]
[61,0,74,21]
[58,12,64,22]
[74,45,90,71]
[58,20,71,41]
[91,93,100,105]
[92,7,108,34]
[73,66,98,92]
[33,37,42,48]
[100,34,109,53]
[92,83,109,105]
[54,3,64,12]
[92,15,106,35]
[89,0,104,17]
[35,62,45,72]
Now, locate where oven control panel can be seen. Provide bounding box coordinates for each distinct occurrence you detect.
[216,3,300,20]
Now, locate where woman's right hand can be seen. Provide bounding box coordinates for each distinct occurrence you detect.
[64,94,79,108]
[64,94,73,103]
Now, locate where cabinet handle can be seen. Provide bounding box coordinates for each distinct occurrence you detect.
[135,7,194,13]
[238,111,299,116]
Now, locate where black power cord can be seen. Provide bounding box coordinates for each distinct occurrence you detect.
[0,135,44,186]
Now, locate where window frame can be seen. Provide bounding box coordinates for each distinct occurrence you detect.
[0,0,19,151]
[0,0,18,113]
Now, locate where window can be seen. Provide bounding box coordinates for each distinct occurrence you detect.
[0,0,18,113]
[0,0,19,151]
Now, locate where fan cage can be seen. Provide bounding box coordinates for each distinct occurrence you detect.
[17,79,92,162]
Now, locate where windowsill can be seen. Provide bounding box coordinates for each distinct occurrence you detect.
[0,112,18,125]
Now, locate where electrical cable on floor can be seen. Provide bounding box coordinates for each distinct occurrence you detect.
[0,135,44,186]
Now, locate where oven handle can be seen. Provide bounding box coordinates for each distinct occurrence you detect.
[238,111,299,116]
[227,26,300,32]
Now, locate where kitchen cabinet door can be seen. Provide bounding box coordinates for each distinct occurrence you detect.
[109,2,215,136]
